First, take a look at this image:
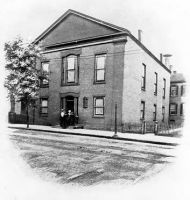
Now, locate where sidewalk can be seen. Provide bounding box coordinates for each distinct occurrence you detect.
[8,124,182,146]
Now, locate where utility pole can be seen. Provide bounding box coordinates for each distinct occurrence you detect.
[113,103,118,137]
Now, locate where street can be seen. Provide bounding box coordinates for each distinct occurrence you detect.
[8,128,177,186]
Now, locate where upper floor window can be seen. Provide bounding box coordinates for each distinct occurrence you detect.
[62,55,79,85]
[153,104,157,121]
[140,101,145,120]
[180,103,184,115]
[170,103,177,115]
[162,106,165,122]
[154,72,158,95]
[93,96,105,116]
[181,85,185,96]
[163,78,166,99]
[94,54,106,83]
[41,62,49,87]
[40,98,48,116]
[141,64,146,90]
[170,85,178,97]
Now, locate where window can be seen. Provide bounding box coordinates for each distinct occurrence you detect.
[40,98,48,116]
[154,72,158,95]
[93,97,105,116]
[62,55,79,85]
[153,104,157,121]
[41,62,49,86]
[141,64,146,90]
[170,85,178,97]
[162,106,165,122]
[180,103,184,115]
[94,54,106,83]
[170,103,177,115]
[163,78,166,99]
[181,85,185,96]
[83,97,88,108]
[140,101,145,120]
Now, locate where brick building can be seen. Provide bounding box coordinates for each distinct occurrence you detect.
[169,72,186,124]
[11,9,171,130]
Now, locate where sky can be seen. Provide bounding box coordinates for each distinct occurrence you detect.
[0,0,190,199]
[0,0,190,73]
[1,0,190,122]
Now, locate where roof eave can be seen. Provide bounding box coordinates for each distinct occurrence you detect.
[33,9,130,45]
[128,33,171,73]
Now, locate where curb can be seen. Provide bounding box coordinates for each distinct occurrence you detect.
[8,126,179,146]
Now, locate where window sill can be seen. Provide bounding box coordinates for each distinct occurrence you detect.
[40,85,49,88]
[170,114,177,116]
[92,115,105,118]
[61,83,79,87]
[93,81,106,85]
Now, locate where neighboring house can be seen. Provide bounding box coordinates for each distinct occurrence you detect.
[169,71,186,124]
[10,9,171,130]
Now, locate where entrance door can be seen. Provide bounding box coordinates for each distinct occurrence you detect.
[61,96,78,115]
[66,96,74,113]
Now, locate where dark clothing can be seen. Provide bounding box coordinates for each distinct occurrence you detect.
[60,113,67,128]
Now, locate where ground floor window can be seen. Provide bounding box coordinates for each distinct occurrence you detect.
[140,101,145,120]
[153,104,157,121]
[162,106,165,122]
[40,98,48,116]
[180,103,184,115]
[170,103,177,115]
[93,96,105,116]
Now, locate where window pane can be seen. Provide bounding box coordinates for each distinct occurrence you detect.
[95,108,103,115]
[140,111,144,119]
[171,86,177,96]
[41,107,48,114]
[95,98,103,107]
[42,63,49,72]
[42,79,48,85]
[96,55,105,69]
[68,71,75,82]
[170,104,176,110]
[141,77,145,88]
[67,56,76,70]
[97,69,105,81]
[42,100,47,107]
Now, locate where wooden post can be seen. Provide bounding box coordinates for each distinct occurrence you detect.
[26,103,29,128]
[113,103,118,137]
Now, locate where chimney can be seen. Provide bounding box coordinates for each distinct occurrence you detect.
[160,53,163,63]
[163,54,172,68]
[138,30,142,42]
[169,65,173,72]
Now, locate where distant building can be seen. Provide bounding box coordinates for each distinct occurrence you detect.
[10,9,171,130]
[169,71,186,124]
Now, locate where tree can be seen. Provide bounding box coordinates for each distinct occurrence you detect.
[4,37,44,128]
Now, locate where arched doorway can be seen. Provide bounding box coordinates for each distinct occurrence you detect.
[60,93,79,116]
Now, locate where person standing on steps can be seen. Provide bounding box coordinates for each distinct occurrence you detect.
[60,109,67,128]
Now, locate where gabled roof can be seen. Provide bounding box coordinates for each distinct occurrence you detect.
[34,9,130,44]
[171,73,186,83]
[34,9,170,73]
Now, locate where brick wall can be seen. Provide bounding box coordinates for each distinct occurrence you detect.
[35,38,126,130]
[122,37,170,124]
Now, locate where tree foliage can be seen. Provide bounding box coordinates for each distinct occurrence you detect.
[4,37,43,104]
